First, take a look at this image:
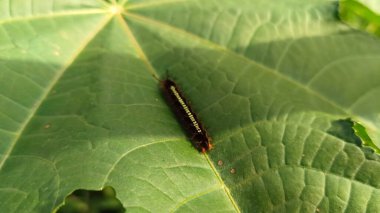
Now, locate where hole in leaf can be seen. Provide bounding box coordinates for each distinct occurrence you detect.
[327,118,361,146]
[56,186,125,213]
[328,118,380,154]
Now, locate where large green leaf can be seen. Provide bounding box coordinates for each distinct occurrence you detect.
[0,0,380,212]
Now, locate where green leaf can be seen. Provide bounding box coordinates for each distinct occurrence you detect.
[0,0,380,212]
[353,121,380,154]
[339,0,380,36]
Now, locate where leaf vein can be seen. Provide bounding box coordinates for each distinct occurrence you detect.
[0,14,113,171]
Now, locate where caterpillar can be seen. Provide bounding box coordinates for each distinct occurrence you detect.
[160,79,212,153]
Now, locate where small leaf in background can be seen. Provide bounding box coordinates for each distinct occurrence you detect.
[339,0,380,36]
[353,121,380,153]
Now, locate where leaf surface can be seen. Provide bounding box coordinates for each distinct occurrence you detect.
[0,0,379,212]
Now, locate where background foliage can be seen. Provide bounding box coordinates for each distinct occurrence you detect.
[339,0,380,37]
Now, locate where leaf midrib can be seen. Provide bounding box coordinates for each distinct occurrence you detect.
[123,12,355,117]
[125,11,380,140]
[115,13,241,212]
[0,9,107,25]
[124,0,189,10]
